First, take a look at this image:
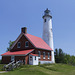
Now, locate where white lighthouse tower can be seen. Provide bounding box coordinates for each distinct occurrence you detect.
[42,8,55,63]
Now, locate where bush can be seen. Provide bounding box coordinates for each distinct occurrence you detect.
[55,48,75,66]
[0,59,2,64]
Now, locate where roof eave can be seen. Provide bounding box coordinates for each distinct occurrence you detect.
[1,49,34,56]
[36,47,53,51]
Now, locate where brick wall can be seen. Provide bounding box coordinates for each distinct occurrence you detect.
[11,35,34,51]
[15,55,29,65]
[2,55,29,65]
[25,55,29,64]
[2,56,11,64]
[34,49,51,61]
[15,56,25,62]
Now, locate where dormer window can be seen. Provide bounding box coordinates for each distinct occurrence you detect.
[25,41,29,47]
[17,42,21,48]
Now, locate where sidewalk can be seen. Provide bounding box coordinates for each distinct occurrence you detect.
[0,71,7,73]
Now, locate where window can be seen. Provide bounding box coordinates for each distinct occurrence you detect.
[38,51,41,58]
[11,56,15,61]
[25,41,29,47]
[48,52,50,59]
[43,52,45,59]
[17,42,21,48]
[51,29,52,32]
[30,56,32,61]
[35,56,36,60]
[44,19,46,22]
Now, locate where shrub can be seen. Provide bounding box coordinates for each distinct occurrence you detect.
[0,59,2,64]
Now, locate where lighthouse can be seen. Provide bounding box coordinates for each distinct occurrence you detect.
[42,8,55,63]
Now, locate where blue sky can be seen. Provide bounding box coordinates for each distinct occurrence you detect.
[0,0,75,59]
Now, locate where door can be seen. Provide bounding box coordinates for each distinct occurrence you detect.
[29,55,33,65]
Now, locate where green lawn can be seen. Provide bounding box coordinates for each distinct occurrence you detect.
[0,64,5,71]
[0,64,75,75]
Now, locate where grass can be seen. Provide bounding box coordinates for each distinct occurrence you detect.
[0,64,75,75]
[39,63,75,75]
[0,64,5,71]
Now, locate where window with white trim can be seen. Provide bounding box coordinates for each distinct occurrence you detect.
[48,52,50,59]
[43,52,45,59]
[17,42,21,48]
[11,56,15,61]
[35,56,36,60]
[25,41,29,47]
[38,51,41,58]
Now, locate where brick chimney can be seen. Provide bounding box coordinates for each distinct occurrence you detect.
[21,27,27,34]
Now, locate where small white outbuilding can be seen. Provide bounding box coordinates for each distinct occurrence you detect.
[29,53,38,65]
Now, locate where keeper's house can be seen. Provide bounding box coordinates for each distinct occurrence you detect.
[1,27,53,65]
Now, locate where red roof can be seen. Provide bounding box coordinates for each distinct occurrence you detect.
[30,53,38,56]
[25,34,52,51]
[1,49,34,56]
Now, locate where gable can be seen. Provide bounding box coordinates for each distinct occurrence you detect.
[10,33,52,51]
[10,33,35,51]
[25,34,53,51]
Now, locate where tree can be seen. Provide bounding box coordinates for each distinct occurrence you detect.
[64,54,70,64]
[59,48,65,63]
[0,59,2,64]
[54,48,75,66]
[55,49,59,63]
[7,40,15,51]
[55,48,65,63]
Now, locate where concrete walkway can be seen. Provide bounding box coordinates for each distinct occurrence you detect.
[0,71,7,73]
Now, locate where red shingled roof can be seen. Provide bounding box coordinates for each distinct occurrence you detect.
[30,53,38,56]
[1,49,34,56]
[25,34,52,51]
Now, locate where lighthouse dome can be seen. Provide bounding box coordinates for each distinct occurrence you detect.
[43,8,52,18]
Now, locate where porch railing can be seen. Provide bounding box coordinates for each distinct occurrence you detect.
[3,60,23,71]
